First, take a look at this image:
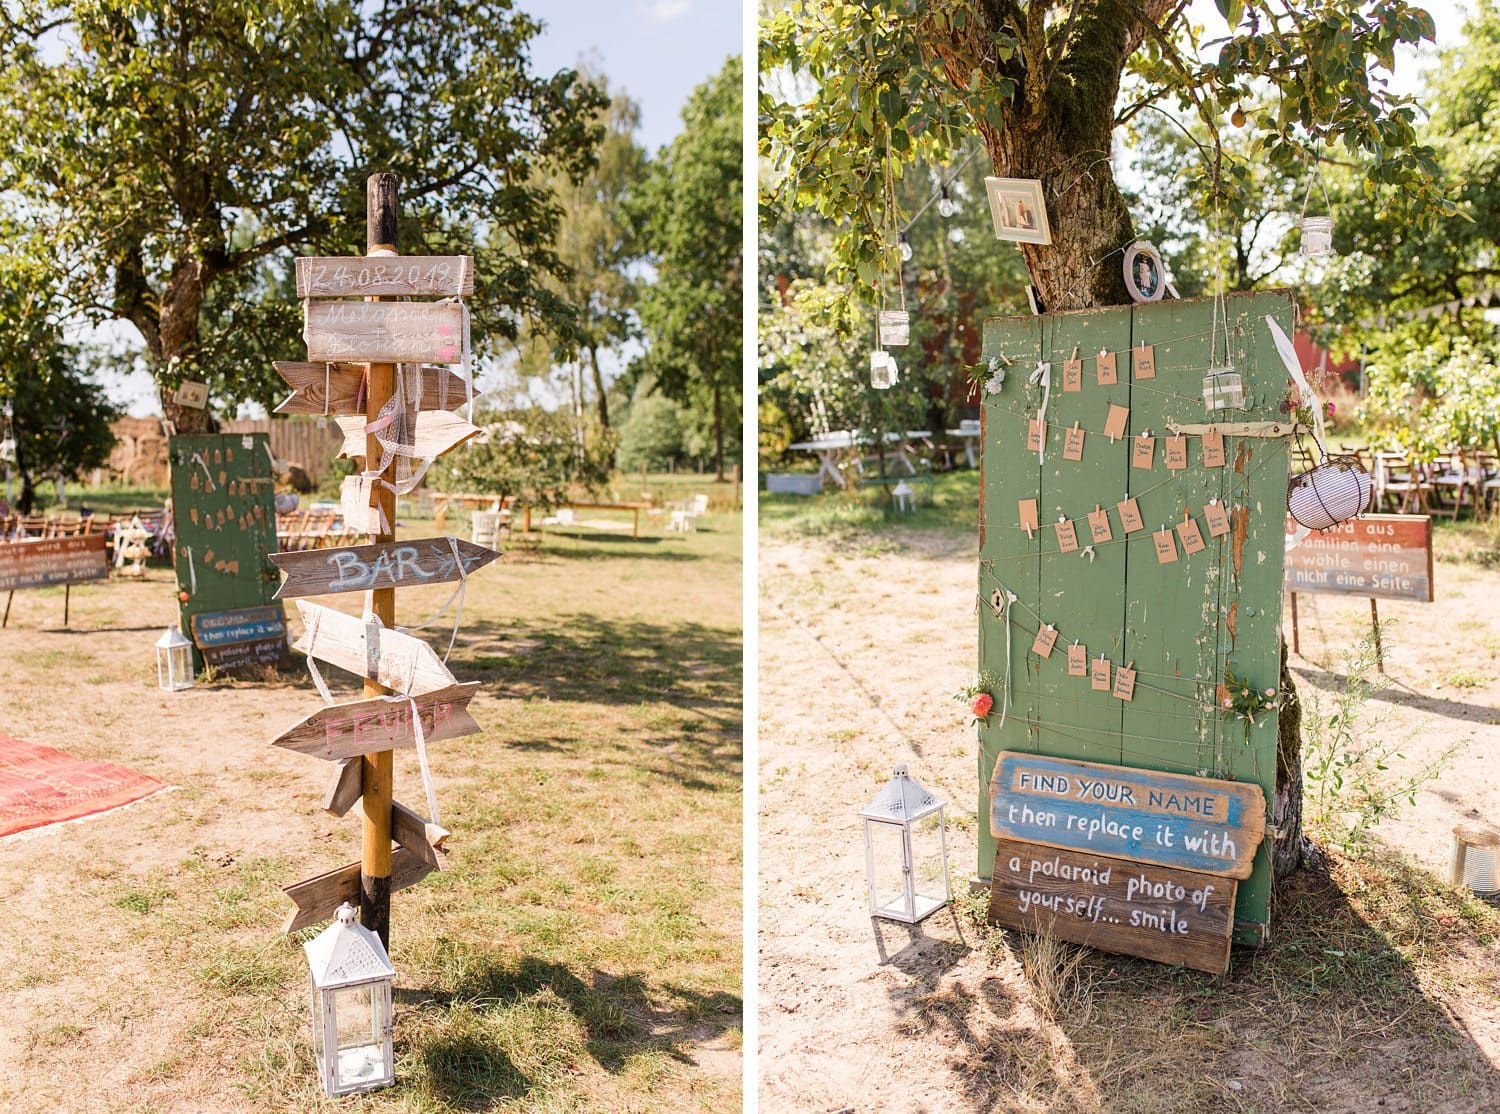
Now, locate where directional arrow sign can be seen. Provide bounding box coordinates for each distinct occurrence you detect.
[273,362,477,416]
[270,681,482,760]
[292,600,456,695]
[305,300,466,363]
[295,255,474,298]
[334,411,481,462]
[270,537,499,600]
[282,847,438,933]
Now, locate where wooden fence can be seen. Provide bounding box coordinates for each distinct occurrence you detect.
[221,419,346,482]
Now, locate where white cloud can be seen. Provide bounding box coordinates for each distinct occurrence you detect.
[638,0,691,22]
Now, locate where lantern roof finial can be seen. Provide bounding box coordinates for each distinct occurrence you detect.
[305,902,395,989]
[859,764,944,823]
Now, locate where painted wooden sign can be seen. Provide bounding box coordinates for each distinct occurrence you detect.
[333,411,481,462]
[283,847,436,933]
[987,837,1236,974]
[270,537,499,599]
[292,600,456,695]
[190,604,288,671]
[273,362,476,416]
[990,752,1265,879]
[0,534,108,592]
[295,255,474,298]
[270,682,482,760]
[304,300,466,364]
[1283,514,1433,603]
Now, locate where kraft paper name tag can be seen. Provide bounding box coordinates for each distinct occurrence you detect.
[1019,499,1039,533]
[1063,423,1085,461]
[1113,664,1137,701]
[1096,349,1117,385]
[1203,428,1226,468]
[1055,518,1079,553]
[1133,344,1155,379]
[1177,516,1206,555]
[1104,404,1130,440]
[1087,507,1112,544]
[1032,624,1058,658]
[1063,352,1082,392]
[1153,528,1179,564]
[1165,435,1188,470]
[1091,656,1111,691]
[1132,434,1154,469]
[1204,500,1230,537]
[1068,643,1088,676]
[1027,418,1046,452]
[1117,497,1144,533]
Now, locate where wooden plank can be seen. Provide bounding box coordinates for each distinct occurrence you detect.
[989,751,1266,879]
[1283,514,1433,602]
[304,300,466,363]
[295,255,474,298]
[270,682,482,760]
[201,637,287,672]
[987,838,1236,975]
[392,799,449,869]
[273,362,476,416]
[281,847,437,933]
[333,410,481,462]
[324,758,363,817]
[189,604,288,675]
[270,537,499,599]
[0,534,108,592]
[292,600,457,695]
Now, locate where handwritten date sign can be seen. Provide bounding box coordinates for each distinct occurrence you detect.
[273,362,476,416]
[270,537,498,600]
[989,752,1266,879]
[304,300,466,364]
[292,600,456,695]
[1283,513,1433,603]
[988,837,1236,974]
[295,255,474,298]
[270,681,482,761]
[0,534,108,592]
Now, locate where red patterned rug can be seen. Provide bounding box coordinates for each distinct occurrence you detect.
[0,735,167,839]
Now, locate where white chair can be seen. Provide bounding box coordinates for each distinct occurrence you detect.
[892,480,915,512]
[669,494,710,533]
[471,509,504,550]
[541,507,577,527]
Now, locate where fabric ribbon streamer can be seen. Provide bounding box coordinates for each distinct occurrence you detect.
[992,587,1019,729]
[1028,361,1052,464]
[1266,314,1327,550]
[397,537,471,663]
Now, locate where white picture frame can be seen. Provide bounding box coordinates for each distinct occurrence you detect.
[984,177,1052,245]
[1122,241,1166,303]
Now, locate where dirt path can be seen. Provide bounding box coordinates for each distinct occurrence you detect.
[758,530,1500,1112]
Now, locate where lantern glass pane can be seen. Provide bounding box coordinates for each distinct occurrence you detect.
[909,811,950,920]
[866,819,909,919]
[331,984,385,1088]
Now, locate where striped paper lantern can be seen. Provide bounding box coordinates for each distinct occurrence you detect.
[1288,459,1373,530]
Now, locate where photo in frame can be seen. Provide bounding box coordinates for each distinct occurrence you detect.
[985,177,1052,245]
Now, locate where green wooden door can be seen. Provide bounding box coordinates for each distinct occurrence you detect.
[978,291,1293,942]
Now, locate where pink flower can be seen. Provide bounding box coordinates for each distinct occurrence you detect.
[1265,688,1276,697]
[971,693,994,721]
[1325,401,1336,417]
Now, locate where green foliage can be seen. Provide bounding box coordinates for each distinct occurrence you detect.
[0,0,609,412]
[430,406,613,512]
[1301,624,1463,855]
[616,389,685,472]
[1358,335,1500,457]
[633,56,743,478]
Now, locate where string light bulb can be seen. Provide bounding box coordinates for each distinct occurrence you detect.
[937,185,956,218]
[898,232,912,262]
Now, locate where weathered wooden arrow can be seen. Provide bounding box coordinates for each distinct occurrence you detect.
[282,847,439,933]
[392,799,449,870]
[295,255,474,298]
[270,537,499,600]
[324,758,363,817]
[270,681,482,761]
[334,411,481,462]
[273,362,478,416]
[305,300,466,363]
[292,600,457,695]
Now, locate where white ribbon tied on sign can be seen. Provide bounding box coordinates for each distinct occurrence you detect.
[1028,361,1052,464]
[1266,314,1326,550]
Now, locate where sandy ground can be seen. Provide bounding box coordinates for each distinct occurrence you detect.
[758,529,1500,1112]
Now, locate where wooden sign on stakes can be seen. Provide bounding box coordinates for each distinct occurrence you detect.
[269,537,499,600]
[273,362,477,416]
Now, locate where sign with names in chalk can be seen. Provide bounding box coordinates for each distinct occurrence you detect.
[989,751,1266,879]
[987,837,1237,974]
[1283,514,1433,603]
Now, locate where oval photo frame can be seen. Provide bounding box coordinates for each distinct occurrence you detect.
[1123,241,1166,303]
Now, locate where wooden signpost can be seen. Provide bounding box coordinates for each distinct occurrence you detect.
[269,537,498,599]
[0,533,108,628]
[271,173,488,948]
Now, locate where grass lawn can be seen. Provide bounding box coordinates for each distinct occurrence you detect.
[0,495,741,1111]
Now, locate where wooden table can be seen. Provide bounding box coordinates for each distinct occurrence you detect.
[552,501,652,538]
[946,427,983,468]
[787,430,930,489]
[432,492,509,530]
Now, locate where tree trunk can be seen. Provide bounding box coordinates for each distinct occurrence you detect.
[1274,639,1308,876]
[713,381,725,481]
[586,344,609,429]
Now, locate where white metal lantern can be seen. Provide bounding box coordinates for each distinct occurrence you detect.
[1300,215,1334,257]
[1202,367,1245,411]
[861,764,950,923]
[155,627,195,692]
[305,902,396,1097]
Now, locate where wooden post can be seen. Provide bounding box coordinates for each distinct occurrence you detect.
[63,583,70,627]
[1370,597,1384,674]
[3,589,11,628]
[1289,591,1299,655]
[361,171,400,948]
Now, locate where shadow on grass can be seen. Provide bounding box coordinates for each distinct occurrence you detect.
[398,953,740,1107]
[1291,663,1500,721]
[894,847,1500,1111]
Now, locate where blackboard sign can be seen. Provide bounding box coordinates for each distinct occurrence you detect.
[190,605,287,671]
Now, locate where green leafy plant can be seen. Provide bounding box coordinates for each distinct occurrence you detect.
[1301,624,1464,855]
[1221,667,1279,724]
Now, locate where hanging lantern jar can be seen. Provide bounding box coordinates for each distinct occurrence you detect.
[1288,454,1373,530]
[1299,215,1334,257]
[304,902,397,1096]
[870,350,898,390]
[0,436,15,466]
[155,627,195,692]
[860,764,950,924]
[878,309,910,347]
[1202,367,1245,411]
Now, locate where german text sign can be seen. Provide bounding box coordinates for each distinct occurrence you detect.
[1283,514,1433,603]
[304,301,466,363]
[270,681,482,760]
[989,752,1266,879]
[0,534,108,592]
[270,537,498,600]
[987,837,1236,974]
